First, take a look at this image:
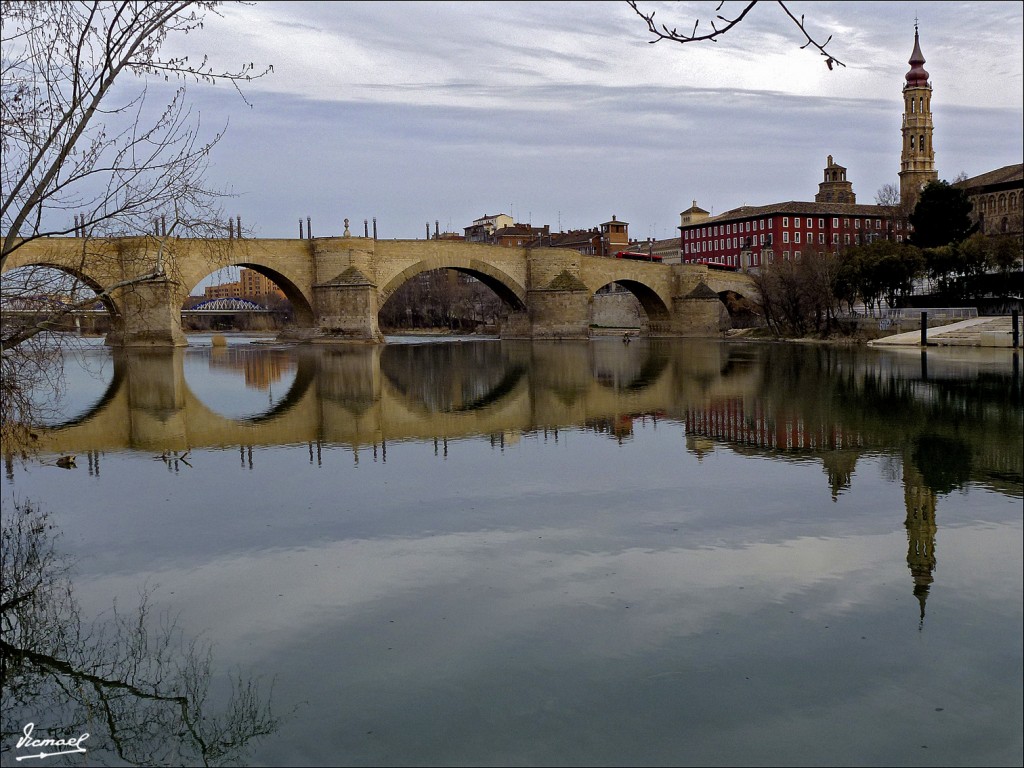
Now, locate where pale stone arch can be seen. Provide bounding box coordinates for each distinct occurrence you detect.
[378,256,527,310]
[0,258,126,334]
[182,260,315,326]
[587,278,672,335]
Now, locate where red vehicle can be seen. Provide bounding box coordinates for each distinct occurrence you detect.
[615,251,662,262]
[705,261,738,271]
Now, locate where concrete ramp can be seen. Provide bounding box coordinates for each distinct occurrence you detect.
[868,316,1016,348]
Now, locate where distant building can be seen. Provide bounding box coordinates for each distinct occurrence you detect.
[204,281,241,300]
[679,200,711,228]
[954,163,1023,238]
[680,154,901,269]
[461,213,635,259]
[464,213,514,242]
[546,229,599,255]
[816,156,856,204]
[627,236,682,264]
[681,200,900,269]
[204,268,285,303]
[493,223,550,247]
[597,215,629,257]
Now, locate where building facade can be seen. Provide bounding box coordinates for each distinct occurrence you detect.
[204,268,285,303]
[955,163,1023,238]
[679,199,903,268]
[464,213,514,242]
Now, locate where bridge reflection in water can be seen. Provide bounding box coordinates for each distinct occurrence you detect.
[33,339,759,455]
[28,340,1021,490]
[21,338,1021,625]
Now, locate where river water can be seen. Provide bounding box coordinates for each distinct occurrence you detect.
[2,335,1021,767]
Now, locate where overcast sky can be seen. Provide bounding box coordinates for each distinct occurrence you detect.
[173,1,1024,242]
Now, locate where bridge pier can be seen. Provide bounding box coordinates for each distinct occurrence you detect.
[671,283,727,336]
[523,271,591,339]
[312,270,384,343]
[105,276,188,347]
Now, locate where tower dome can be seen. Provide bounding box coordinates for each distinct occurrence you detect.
[905,27,929,87]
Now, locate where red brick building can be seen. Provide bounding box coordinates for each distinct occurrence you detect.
[680,194,906,269]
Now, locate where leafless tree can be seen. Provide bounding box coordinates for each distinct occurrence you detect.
[874,182,914,232]
[628,1,845,70]
[1,1,269,450]
[2,1,269,269]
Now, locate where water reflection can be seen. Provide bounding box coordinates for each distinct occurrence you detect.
[2,339,1021,766]
[0,501,279,766]
[16,340,1023,501]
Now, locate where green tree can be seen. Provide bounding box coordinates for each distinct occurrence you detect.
[909,180,978,248]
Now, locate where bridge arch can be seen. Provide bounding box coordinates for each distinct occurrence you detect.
[184,262,315,327]
[0,262,125,335]
[588,278,672,334]
[379,256,527,310]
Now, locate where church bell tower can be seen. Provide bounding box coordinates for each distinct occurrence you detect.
[899,24,938,208]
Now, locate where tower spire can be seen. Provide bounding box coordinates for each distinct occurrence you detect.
[899,25,937,208]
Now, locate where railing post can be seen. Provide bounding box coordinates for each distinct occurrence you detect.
[1013,309,1020,349]
[920,311,928,346]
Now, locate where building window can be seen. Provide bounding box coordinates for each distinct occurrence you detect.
[783,231,789,243]
[794,217,801,227]
[795,251,801,261]
[897,235,903,242]
[818,218,824,228]
[844,218,849,227]
[794,232,801,244]
[818,233,825,244]
[875,219,881,228]
[844,234,850,244]
[832,217,839,227]
[783,217,789,227]
[832,234,839,244]
[783,251,790,261]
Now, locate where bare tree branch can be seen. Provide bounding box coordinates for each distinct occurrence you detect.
[1,1,271,269]
[627,0,845,70]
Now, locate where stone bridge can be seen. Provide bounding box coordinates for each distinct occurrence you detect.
[3,235,758,346]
